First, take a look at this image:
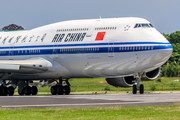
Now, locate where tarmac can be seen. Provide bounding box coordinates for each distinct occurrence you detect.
[0,93,180,109]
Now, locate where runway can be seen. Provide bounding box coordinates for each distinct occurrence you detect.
[0,93,180,109]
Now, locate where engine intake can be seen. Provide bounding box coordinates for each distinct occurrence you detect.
[141,67,161,81]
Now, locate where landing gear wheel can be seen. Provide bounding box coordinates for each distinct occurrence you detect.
[24,86,31,95]
[140,84,144,94]
[57,86,63,95]
[0,86,7,96]
[51,86,57,95]
[31,86,38,95]
[63,86,70,95]
[7,86,14,96]
[18,88,24,95]
[2,86,7,96]
[0,86,3,96]
[133,85,137,94]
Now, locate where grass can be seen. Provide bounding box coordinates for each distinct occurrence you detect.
[1,104,180,120]
[13,77,180,95]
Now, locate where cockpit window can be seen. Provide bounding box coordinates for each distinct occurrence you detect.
[134,23,154,28]
[149,23,154,28]
[134,24,138,28]
[138,24,141,27]
[142,24,150,28]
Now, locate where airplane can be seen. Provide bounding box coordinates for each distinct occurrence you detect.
[0,17,172,96]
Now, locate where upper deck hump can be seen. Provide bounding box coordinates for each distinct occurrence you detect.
[31,17,149,31]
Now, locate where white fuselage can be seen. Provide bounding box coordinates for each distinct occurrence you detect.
[0,17,172,80]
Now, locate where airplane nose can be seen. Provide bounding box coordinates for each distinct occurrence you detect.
[158,42,173,63]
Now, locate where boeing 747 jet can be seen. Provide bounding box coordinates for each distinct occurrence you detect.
[0,17,172,95]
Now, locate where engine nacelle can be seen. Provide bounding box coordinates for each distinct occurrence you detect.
[141,67,161,81]
[106,76,135,87]
[106,67,161,87]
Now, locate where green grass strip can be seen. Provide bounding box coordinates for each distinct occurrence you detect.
[0,104,180,120]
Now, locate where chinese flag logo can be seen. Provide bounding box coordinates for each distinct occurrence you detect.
[95,32,106,41]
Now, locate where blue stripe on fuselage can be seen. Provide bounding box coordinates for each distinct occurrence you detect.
[0,42,171,49]
[0,43,172,56]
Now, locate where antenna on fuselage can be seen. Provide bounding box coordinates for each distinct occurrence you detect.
[99,16,102,19]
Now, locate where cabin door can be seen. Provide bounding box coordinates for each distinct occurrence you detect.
[52,44,58,60]
[108,41,114,57]
[9,44,14,60]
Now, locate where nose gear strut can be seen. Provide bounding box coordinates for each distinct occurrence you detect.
[132,73,144,94]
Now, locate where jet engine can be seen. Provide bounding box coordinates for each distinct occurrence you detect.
[105,67,161,87]
[106,76,135,87]
[141,67,161,81]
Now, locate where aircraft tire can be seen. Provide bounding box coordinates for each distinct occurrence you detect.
[140,84,144,94]
[0,86,7,96]
[64,86,70,95]
[0,86,3,96]
[2,86,7,96]
[132,85,137,94]
[57,86,63,95]
[51,86,57,95]
[24,86,31,95]
[31,86,38,95]
[7,86,14,96]
[18,88,24,95]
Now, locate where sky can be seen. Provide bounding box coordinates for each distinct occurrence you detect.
[0,0,179,34]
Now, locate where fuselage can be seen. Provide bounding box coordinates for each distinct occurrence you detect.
[0,17,172,80]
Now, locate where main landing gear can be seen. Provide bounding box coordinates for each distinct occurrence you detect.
[51,79,71,95]
[0,86,14,96]
[132,73,144,94]
[0,80,15,96]
[18,81,38,96]
[18,86,38,95]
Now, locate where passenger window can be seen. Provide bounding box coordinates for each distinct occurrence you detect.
[145,46,147,50]
[127,47,129,50]
[151,46,153,50]
[125,47,126,50]
[119,47,121,50]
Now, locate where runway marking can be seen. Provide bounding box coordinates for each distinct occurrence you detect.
[1,101,173,108]
[1,102,143,108]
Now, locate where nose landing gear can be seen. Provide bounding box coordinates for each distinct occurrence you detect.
[132,73,144,94]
